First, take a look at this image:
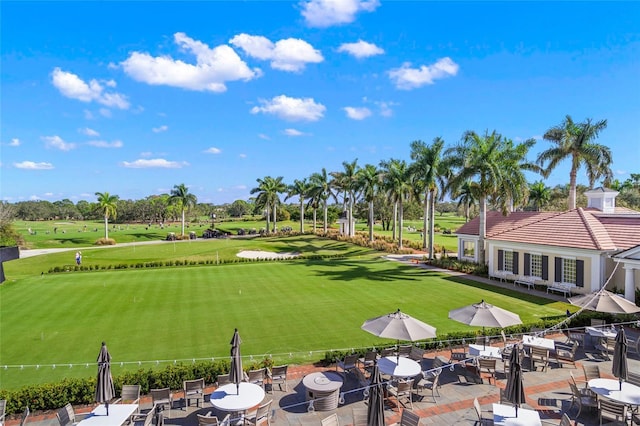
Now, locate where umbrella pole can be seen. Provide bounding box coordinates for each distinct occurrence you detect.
[483,327,486,350]
[106,401,109,416]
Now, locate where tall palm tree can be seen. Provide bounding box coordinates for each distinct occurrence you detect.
[380,158,411,248]
[286,178,311,233]
[169,183,197,236]
[537,115,611,210]
[309,168,335,233]
[250,176,286,233]
[95,191,119,240]
[529,181,551,211]
[357,164,380,242]
[492,137,538,213]
[453,180,477,222]
[331,159,359,237]
[446,130,532,265]
[409,137,447,258]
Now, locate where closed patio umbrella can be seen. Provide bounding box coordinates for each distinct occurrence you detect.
[568,290,640,314]
[366,361,385,426]
[448,300,522,348]
[612,327,628,390]
[95,342,115,415]
[504,346,525,417]
[230,328,243,394]
[361,309,437,362]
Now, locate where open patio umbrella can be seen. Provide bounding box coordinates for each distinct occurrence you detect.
[568,290,640,314]
[95,342,115,415]
[361,309,437,361]
[612,327,628,390]
[366,361,385,426]
[504,346,525,417]
[448,300,522,348]
[230,328,243,394]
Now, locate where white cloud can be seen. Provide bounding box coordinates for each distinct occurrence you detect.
[9,138,21,146]
[375,100,396,117]
[79,127,100,137]
[230,34,323,72]
[87,140,123,148]
[250,95,325,122]
[337,40,384,58]
[121,158,188,168]
[42,135,75,151]
[388,57,459,90]
[121,32,261,92]
[204,147,222,154]
[152,125,169,133]
[99,108,112,118]
[29,195,41,200]
[14,161,54,170]
[300,0,380,27]
[343,106,372,120]
[258,133,270,140]
[239,153,247,158]
[51,68,130,109]
[44,192,54,197]
[283,128,304,136]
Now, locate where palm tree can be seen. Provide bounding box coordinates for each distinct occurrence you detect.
[409,137,447,258]
[492,137,538,213]
[537,115,611,210]
[446,130,532,265]
[380,158,411,248]
[453,180,477,222]
[169,183,197,236]
[309,168,335,233]
[95,191,119,240]
[529,181,551,211]
[251,176,286,233]
[331,159,359,237]
[357,164,380,242]
[286,178,311,233]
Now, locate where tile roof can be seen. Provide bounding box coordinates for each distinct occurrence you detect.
[456,208,640,251]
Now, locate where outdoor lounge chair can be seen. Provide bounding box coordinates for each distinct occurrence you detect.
[183,378,205,409]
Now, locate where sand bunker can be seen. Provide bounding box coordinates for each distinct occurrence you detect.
[236,250,300,260]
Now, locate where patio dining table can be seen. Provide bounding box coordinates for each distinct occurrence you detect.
[210,382,265,424]
[76,404,139,426]
[588,378,640,407]
[493,403,541,426]
[522,335,555,351]
[468,344,502,359]
[377,356,421,378]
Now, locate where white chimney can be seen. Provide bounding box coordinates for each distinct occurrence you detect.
[585,187,619,213]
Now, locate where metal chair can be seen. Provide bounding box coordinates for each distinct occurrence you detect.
[352,407,368,426]
[416,370,440,403]
[244,399,272,426]
[358,350,378,371]
[268,365,288,393]
[596,336,616,360]
[246,368,267,389]
[216,373,230,387]
[627,371,640,387]
[391,409,420,426]
[582,365,601,382]
[530,347,550,372]
[183,378,205,409]
[473,398,493,425]
[55,403,82,426]
[336,353,359,377]
[568,382,597,418]
[386,379,414,411]
[0,399,5,426]
[151,388,173,415]
[19,406,30,426]
[130,407,155,426]
[476,358,497,384]
[554,341,578,368]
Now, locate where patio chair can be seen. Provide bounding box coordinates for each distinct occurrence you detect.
[627,336,640,358]
[530,347,550,372]
[416,370,440,403]
[627,371,640,387]
[352,407,368,426]
[336,353,359,377]
[598,398,627,425]
[499,388,513,406]
[244,399,272,426]
[554,341,578,368]
[473,398,493,425]
[0,399,5,425]
[55,403,89,426]
[130,407,155,426]
[151,388,173,413]
[19,406,30,426]
[114,384,141,417]
[590,318,606,328]
[568,382,597,418]
[358,350,378,371]
[183,378,205,409]
[320,413,339,426]
[582,365,601,382]
[246,368,267,389]
[386,378,414,411]
[541,413,573,426]
[267,364,288,393]
[397,344,412,357]
[449,344,469,365]
[476,358,497,384]
[569,372,597,397]
[595,336,616,360]
[216,373,230,387]
[389,409,421,426]
[380,347,395,357]
[197,413,229,426]
[408,346,426,362]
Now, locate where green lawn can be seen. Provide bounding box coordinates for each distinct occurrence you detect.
[0,237,569,389]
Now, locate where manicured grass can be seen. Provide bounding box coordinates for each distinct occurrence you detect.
[0,244,569,389]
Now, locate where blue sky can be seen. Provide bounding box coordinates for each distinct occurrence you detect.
[2,1,639,204]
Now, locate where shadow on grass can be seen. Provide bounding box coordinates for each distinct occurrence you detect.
[302,257,424,282]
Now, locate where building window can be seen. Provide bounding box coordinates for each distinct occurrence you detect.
[562,258,577,284]
[463,240,475,258]
[503,251,514,272]
[530,254,542,278]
